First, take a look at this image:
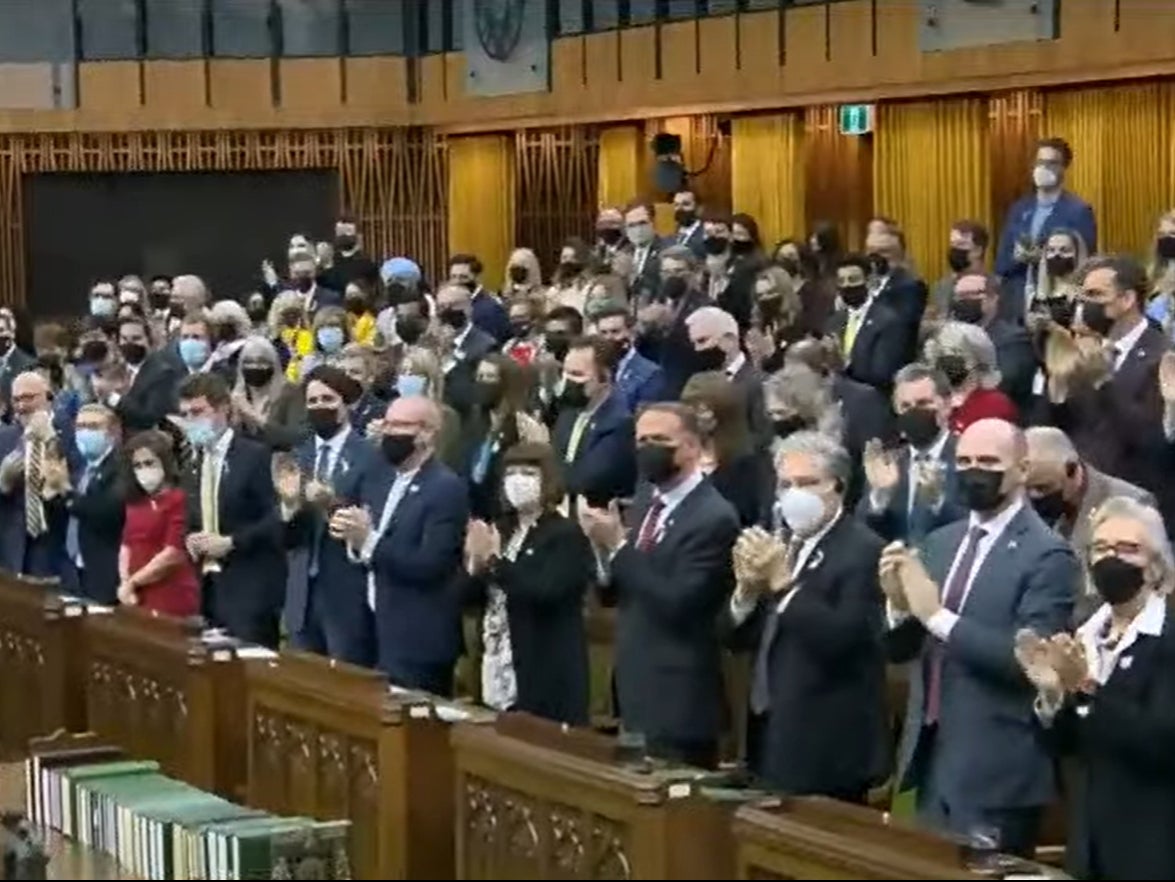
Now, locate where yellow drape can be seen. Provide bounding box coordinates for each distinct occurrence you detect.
[874,98,990,279]
[447,134,515,289]
[1044,83,1172,257]
[597,125,641,210]
[730,113,806,248]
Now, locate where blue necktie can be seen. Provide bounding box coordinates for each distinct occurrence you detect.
[308,444,331,578]
[65,466,94,567]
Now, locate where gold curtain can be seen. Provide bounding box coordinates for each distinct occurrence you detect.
[874,97,990,279]
[1044,83,1172,257]
[447,134,515,288]
[597,125,641,210]
[730,113,806,248]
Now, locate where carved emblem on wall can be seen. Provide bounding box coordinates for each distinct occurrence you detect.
[549,805,587,875]
[502,794,539,859]
[591,819,632,880]
[465,778,499,845]
[473,0,525,62]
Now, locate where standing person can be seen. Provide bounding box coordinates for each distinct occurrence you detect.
[63,404,124,604]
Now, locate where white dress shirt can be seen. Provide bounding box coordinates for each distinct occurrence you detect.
[868,430,951,515]
[1111,315,1148,372]
[314,424,351,478]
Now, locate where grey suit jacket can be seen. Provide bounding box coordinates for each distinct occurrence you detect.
[888,503,1078,811]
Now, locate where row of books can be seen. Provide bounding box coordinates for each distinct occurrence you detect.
[26,738,349,880]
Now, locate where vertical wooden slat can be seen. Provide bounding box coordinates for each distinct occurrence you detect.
[989,89,1044,244]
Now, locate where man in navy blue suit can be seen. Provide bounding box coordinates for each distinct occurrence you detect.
[595,305,663,414]
[332,395,469,695]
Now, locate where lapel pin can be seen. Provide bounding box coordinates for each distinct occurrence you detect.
[1007,539,1018,550]
[807,549,824,570]
[409,484,420,494]
[1120,655,1134,670]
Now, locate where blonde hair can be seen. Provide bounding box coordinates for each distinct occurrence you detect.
[504,248,543,293]
[926,321,1002,390]
[1035,228,1089,301]
[400,345,446,403]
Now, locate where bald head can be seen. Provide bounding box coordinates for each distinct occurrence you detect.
[381,395,439,468]
[11,371,50,425]
[955,418,1026,515]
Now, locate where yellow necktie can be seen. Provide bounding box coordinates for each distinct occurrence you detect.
[843,312,863,355]
[565,412,590,464]
[200,451,221,535]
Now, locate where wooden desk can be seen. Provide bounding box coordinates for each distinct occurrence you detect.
[83,608,248,800]
[452,713,737,880]
[733,798,979,880]
[245,650,474,881]
[0,575,87,759]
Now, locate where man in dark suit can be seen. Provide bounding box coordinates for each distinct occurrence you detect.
[949,272,1038,411]
[580,402,740,768]
[290,251,341,316]
[685,305,770,443]
[996,137,1097,320]
[825,255,913,392]
[635,247,708,399]
[860,363,965,543]
[595,306,663,414]
[449,253,511,344]
[178,373,285,647]
[279,366,377,667]
[882,417,1078,856]
[61,403,124,604]
[100,315,181,432]
[0,310,34,417]
[624,201,669,300]
[670,189,706,258]
[729,432,889,799]
[435,282,498,417]
[553,337,636,507]
[865,224,930,334]
[333,395,468,694]
[1057,255,1172,526]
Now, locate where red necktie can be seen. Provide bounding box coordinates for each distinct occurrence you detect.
[634,497,666,552]
[925,525,986,724]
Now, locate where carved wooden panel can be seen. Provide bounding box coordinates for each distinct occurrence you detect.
[247,705,380,881]
[0,127,450,307]
[86,657,188,780]
[0,628,46,758]
[514,126,600,277]
[460,774,634,880]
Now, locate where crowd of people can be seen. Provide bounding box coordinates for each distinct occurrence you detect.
[0,136,1173,879]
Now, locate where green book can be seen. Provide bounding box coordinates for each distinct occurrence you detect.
[237,818,318,881]
[156,801,265,882]
[202,816,310,881]
[60,760,160,843]
[80,772,189,868]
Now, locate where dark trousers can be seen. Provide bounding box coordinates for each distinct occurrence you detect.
[384,659,454,698]
[289,579,376,668]
[204,578,280,649]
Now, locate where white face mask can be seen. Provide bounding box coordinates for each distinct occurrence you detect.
[626,223,654,248]
[135,465,165,495]
[503,473,542,511]
[1032,164,1059,190]
[777,487,827,537]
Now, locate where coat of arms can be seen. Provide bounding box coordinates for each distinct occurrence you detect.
[473,0,526,62]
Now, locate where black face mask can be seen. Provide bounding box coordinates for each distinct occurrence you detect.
[867,253,889,276]
[758,295,783,322]
[241,366,274,388]
[546,335,571,362]
[772,415,807,439]
[459,279,478,293]
[947,247,972,273]
[1158,235,1175,261]
[1080,300,1116,337]
[597,227,623,246]
[37,357,64,389]
[149,292,170,311]
[381,432,417,466]
[119,341,148,365]
[344,296,367,316]
[81,340,109,363]
[730,239,754,256]
[956,467,1007,513]
[475,380,502,408]
[661,276,688,301]
[216,325,238,345]
[896,407,940,449]
[247,304,268,323]
[396,316,427,345]
[776,257,800,277]
[0,336,12,356]
[839,284,869,309]
[1046,297,1076,329]
[950,298,985,325]
[1030,489,1068,525]
[936,354,970,387]
[636,443,679,486]
[293,276,314,293]
[692,347,726,373]
[438,308,468,330]
[509,320,532,339]
[702,236,729,256]
[335,235,357,252]
[1090,555,1146,606]
[560,380,589,409]
[508,265,528,284]
[1045,255,1076,279]
[674,209,696,227]
[559,260,582,276]
[307,407,342,440]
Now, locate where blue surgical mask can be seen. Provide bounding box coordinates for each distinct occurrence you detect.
[395,374,427,398]
[178,338,209,368]
[74,428,111,463]
[317,326,345,353]
[184,417,219,450]
[90,297,115,318]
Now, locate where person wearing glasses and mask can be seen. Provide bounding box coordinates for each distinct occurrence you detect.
[825,254,912,392]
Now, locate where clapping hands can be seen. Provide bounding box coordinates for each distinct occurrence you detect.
[878,542,941,622]
[1014,630,1090,699]
[733,528,793,600]
[465,519,502,575]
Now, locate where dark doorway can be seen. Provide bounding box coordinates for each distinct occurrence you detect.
[23,169,338,318]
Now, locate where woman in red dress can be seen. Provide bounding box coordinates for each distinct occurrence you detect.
[927,320,1020,434]
[117,430,200,617]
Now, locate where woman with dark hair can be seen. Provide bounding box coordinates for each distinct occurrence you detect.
[116,430,200,616]
[773,237,837,337]
[461,441,593,724]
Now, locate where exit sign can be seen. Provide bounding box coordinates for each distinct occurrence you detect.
[839,104,874,136]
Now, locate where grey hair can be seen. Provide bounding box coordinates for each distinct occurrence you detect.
[764,363,844,441]
[658,244,699,270]
[773,430,852,491]
[1024,426,1079,465]
[925,320,1001,389]
[1088,495,1175,595]
[892,362,952,398]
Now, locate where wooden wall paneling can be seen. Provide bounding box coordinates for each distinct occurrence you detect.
[659,20,699,96]
[77,62,142,114]
[418,55,449,113]
[141,61,208,117]
[514,126,600,277]
[279,59,344,112]
[616,27,658,110]
[734,10,783,94]
[0,128,449,307]
[343,57,409,114]
[550,36,588,112]
[804,105,873,251]
[208,60,273,116]
[696,16,740,105]
[989,89,1043,247]
[582,31,621,112]
[827,0,876,88]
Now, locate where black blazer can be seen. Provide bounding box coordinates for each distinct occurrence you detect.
[460,512,593,726]
[118,353,181,432]
[442,327,498,416]
[826,300,912,391]
[1049,596,1175,881]
[606,478,740,746]
[986,318,1038,414]
[67,454,125,605]
[875,269,929,333]
[728,515,890,796]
